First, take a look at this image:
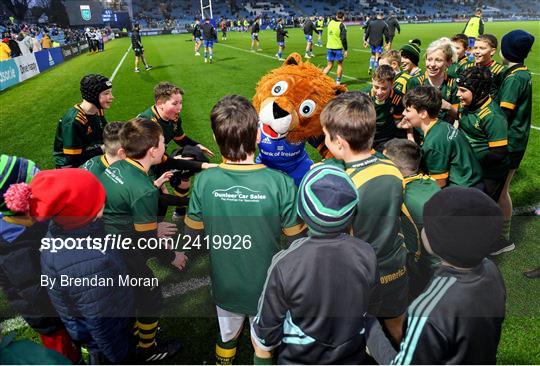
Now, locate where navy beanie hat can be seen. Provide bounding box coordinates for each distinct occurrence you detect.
[501,30,535,63]
[298,164,359,235]
[424,187,503,268]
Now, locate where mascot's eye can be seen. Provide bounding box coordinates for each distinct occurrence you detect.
[271,81,288,96]
[299,99,316,117]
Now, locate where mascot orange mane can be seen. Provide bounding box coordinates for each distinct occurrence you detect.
[253,53,346,185]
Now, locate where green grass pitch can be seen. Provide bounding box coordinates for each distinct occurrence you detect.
[0,21,539,364]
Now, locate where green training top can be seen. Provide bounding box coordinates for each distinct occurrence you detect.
[497,65,533,153]
[185,163,305,315]
[81,154,111,177]
[138,105,186,146]
[340,156,407,278]
[421,119,483,187]
[458,98,509,178]
[99,158,159,235]
[406,73,460,123]
[53,105,107,167]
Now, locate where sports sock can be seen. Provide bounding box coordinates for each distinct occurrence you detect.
[137,319,159,349]
[216,338,238,365]
[501,219,511,241]
[253,354,273,365]
[278,51,282,58]
[369,56,375,69]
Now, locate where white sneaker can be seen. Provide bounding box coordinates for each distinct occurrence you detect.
[195,52,201,56]
[204,58,208,63]
[490,242,516,256]
[134,68,140,73]
[304,54,311,59]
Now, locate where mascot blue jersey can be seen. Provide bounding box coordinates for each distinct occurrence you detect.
[256,130,313,185]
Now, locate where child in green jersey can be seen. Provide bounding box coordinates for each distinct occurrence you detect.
[383,138,441,301]
[456,66,510,202]
[401,85,483,188]
[321,91,408,345]
[472,34,506,96]
[99,118,185,362]
[495,29,534,253]
[184,95,306,365]
[81,122,125,176]
[448,33,473,78]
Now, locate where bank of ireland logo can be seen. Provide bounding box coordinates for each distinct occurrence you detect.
[80,5,91,21]
[212,186,267,203]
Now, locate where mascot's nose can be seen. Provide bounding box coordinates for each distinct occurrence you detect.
[273,102,289,120]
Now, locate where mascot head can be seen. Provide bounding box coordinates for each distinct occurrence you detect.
[253,53,347,143]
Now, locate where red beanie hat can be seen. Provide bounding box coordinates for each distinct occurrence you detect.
[4,169,106,230]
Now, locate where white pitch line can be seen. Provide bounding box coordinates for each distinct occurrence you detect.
[216,43,363,81]
[352,48,372,53]
[110,45,132,81]
[532,126,540,131]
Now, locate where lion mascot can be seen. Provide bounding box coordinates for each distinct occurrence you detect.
[253,53,347,185]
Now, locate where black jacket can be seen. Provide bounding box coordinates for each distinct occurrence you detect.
[386,17,401,36]
[303,20,315,36]
[364,19,390,47]
[131,30,142,49]
[252,234,379,364]
[41,222,135,363]
[366,259,506,364]
[201,23,216,40]
[0,217,64,335]
[275,24,288,42]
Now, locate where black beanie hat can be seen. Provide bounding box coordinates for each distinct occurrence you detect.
[298,164,358,235]
[400,39,422,66]
[501,30,535,63]
[80,74,112,109]
[456,66,492,108]
[424,187,503,268]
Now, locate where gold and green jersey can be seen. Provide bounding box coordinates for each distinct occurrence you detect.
[99,158,159,235]
[393,70,415,97]
[326,19,343,49]
[340,156,407,277]
[369,89,405,150]
[458,98,509,177]
[421,119,483,187]
[447,57,474,79]
[496,65,532,152]
[401,174,440,268]
[81,154,111,177]
[53,105,107,167]
[138,105,186,146]
[185,163,305,315]
[407,73,460,123]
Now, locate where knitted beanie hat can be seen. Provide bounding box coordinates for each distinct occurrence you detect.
[501,30,535,63]
[80,74,112,109]
[298,164,358,235]
[424,186,503,268]
[4,169,106,230]
[400,39,422,66]
[0,155,40,216]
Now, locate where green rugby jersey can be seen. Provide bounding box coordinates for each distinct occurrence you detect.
[185,163,305,315]
[447,57,473,79]
[458,98,509,178]
[497,65,533,153]
[421,119,483,187]
[81,154,111,177]
[401,174,440,268]
[53,105,107,167]
[138,105,188,146]
[406,73,460,123]
[370,89,405,150]
[344,156,407,280]
[99,158,159,235]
